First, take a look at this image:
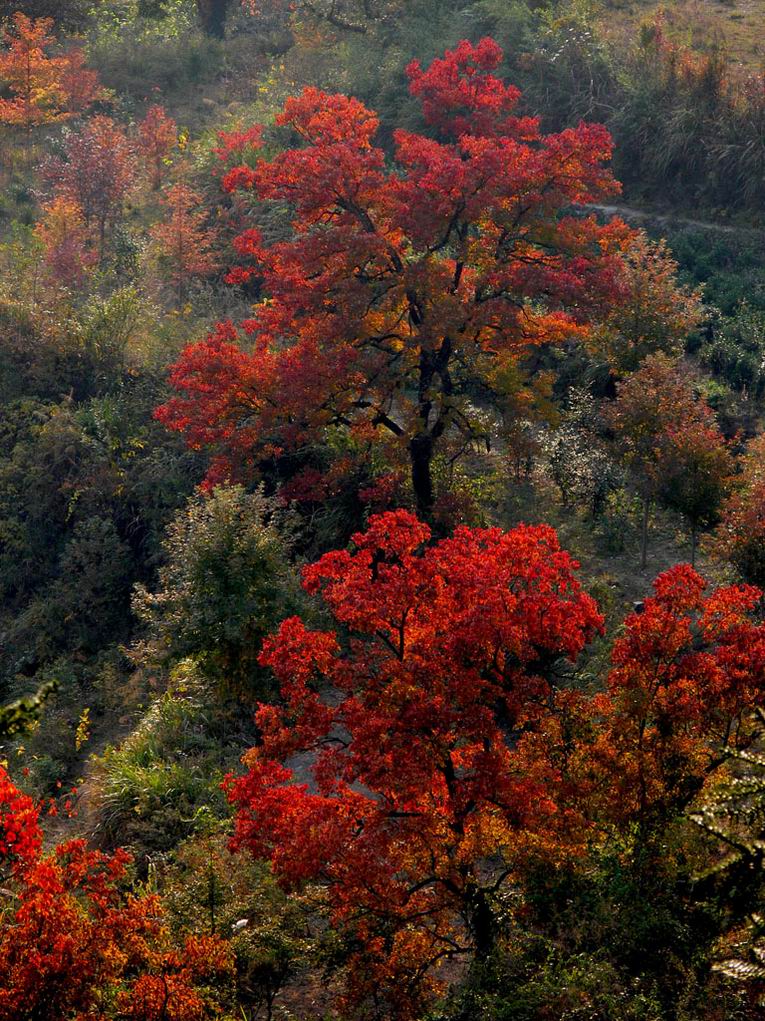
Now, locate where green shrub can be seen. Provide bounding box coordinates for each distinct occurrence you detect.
[133,485,299,696]
[94,670,229,856]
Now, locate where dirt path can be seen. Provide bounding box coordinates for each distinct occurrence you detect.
[589,203,764,237]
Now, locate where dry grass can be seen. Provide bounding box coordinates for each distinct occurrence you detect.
[598,0,765,74]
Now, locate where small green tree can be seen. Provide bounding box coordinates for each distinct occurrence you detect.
[133,485,298,696]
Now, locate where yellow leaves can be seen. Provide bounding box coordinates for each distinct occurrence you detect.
[590,229,704,373]
[458,807,516,865]
[74,708,90,753]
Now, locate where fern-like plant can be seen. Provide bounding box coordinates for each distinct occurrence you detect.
[690,708,765,1003]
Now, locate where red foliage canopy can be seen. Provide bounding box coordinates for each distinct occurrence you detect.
[227,510,603,1013]
[157,39,630,513]
[595,564,765,824]
[0,766,232,1021]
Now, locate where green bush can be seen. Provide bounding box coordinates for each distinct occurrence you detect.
[133,485,299,696]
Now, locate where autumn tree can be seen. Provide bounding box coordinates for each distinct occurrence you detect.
[157,39,630,516]
[590,565,765,828]
[589,230,703,374]
[0,764,234,1020]
[138,103,177,190]
[227,509,603,1015]
[0,13,65,139]
[34,194,96,290]
[150,181,219,305]
[0,14,104,141]
[58,45,107,116]
[606,353,718,569]
[660,413,732,566]
[44,115,136,259]
[713,432,765,587]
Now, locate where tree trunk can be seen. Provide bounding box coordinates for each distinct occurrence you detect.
[641,495,650,571]
[98,217,106,265]
[410,432,434,520]
[196,0,229,37]
[691,520,697,568]
[409,337,452,521]
[467,885,496,962]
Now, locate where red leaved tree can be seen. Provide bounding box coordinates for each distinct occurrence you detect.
[44,114,136,260]
[227,509,603,1015]
[151,181,219,305]
[58,45,107,116]
[157,39,630,515]
[138,103,177,190]
[589,565,765,828]
[0,765,233,1020]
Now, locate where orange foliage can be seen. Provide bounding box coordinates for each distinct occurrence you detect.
[0,765,233,1021]
[150,181,219,304]
[34,194,97,289]
[138,104,178,190]
[0,13,104,135]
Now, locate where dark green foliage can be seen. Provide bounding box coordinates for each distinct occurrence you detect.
[436,940,665,1021]
[195,0,230,37]
[695,304,765,399]
[437,842,745,1021]
[0,679,57,739]
[0,375,202,696]
[670,232,765,316]
[0,0,99,29]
